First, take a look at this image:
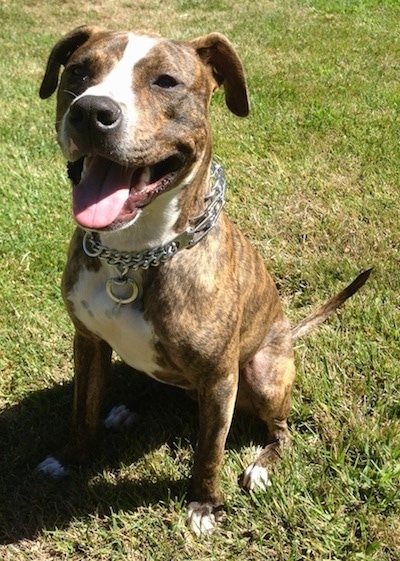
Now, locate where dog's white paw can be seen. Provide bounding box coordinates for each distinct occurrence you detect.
[242,463,271,492]
[187,502,217,536]
[36,456,67,479]
[104,404,139,430]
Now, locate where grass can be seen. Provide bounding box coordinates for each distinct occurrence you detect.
[0,0,399,559]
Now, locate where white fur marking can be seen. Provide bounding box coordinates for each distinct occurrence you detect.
[104,404,139,430]
[243,463,272,492]
[36,456,67,479]
[71,267,159,375]
[76,34,157,114]
[187,502,216,536]
[60,34,158,157]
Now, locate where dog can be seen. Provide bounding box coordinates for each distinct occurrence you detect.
[36,26,370,535]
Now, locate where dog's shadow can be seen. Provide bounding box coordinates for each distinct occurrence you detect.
[0,362,264,544]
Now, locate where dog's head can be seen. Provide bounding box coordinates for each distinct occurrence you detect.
[40,27,248,231]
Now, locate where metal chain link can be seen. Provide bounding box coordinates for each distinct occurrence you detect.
[83,161,226,275]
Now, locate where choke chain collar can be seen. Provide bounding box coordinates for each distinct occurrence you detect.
[82,162,226,309]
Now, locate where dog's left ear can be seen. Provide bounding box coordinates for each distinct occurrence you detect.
[39,25,101,99]
[190,33,249,117]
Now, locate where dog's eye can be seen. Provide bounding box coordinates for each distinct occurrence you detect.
[69,64,88,80]
[153,74,179,89]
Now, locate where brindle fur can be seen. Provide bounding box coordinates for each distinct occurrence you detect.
[38,26,369,532]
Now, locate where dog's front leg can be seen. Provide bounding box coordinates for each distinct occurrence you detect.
[36,330,112,478]
[69,330,112,460]
[187,371,238,536]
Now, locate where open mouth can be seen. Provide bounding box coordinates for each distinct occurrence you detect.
[71,154,185,230]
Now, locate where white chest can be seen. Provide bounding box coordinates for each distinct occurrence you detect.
[69,266,159,375]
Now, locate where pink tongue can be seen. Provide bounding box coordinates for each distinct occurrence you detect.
[73,157,134,229]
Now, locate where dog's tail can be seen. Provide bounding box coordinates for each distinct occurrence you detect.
[291,268,372,341]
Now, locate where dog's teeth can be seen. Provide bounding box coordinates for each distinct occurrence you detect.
[82,157,91,178]
[142,166,151,182]
[136,166,151,191]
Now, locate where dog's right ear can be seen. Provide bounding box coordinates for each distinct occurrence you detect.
[39,26,100,99]
[190,33,249,117]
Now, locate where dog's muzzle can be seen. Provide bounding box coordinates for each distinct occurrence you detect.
[69,95,122,135]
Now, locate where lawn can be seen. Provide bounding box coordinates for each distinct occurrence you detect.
[0,0,399,559]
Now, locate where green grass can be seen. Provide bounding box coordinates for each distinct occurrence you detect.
[0,0,399,559]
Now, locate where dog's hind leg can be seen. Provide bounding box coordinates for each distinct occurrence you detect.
[237,319,295,491]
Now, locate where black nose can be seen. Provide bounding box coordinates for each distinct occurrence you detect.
[68,95,122,133]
